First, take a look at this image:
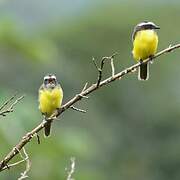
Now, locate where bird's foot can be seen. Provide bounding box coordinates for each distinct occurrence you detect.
[140,59,143,64]
[149,55,154,64]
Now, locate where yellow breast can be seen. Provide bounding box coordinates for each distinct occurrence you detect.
[39,87,63,117]
[132,30,158,61]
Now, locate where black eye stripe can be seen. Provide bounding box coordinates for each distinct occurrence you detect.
[140,24,153,29]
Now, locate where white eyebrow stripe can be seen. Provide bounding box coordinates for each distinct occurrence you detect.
[51,75,56,79]
[138,22,154,27]
[44,76,49,80]
[43,75,56,80]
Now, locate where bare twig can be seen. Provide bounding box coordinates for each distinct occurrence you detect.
[78,83,89,99]
[8,96,25,111]
[92,56,105,87]
[111,58,115,76]
[1,148,30,173]
[70,106,86,113]
[81,82,88,92]
[93,53,118,87]
[97,56,106,87]
[66,157,76,180]
[0,93,18,111]
[1,159,27,171]
[35,133,41,145]
[92,57,99,70]
[110,53,118,77]
[18,148,31,180]
[0,95,25,117]
[0,44,180,172]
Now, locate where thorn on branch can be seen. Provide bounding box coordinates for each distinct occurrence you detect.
[70,106,86,113]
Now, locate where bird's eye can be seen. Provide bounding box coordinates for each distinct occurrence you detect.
[44,78,49,83]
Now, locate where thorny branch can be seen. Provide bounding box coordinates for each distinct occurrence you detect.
[0,44,180,172]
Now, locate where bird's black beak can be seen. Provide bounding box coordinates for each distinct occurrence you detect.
[154,25,160,29]
[49,79,53,83]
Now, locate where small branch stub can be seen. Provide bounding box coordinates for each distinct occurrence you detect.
[70,106,86,113]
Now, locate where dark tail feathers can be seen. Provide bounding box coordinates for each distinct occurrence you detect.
[138,62,149,81]
[44,121,52,137]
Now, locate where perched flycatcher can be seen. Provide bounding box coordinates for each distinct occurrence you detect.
[132,21,160,80]
[39,74,63,137]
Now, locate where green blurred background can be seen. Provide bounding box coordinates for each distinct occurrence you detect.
[0,0,180,179]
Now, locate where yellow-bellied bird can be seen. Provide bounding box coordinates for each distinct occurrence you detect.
[132,21,160,80]
[39,74,63,137]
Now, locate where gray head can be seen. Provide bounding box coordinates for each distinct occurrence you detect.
[43,74,57,89]
[132,21,160,41]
